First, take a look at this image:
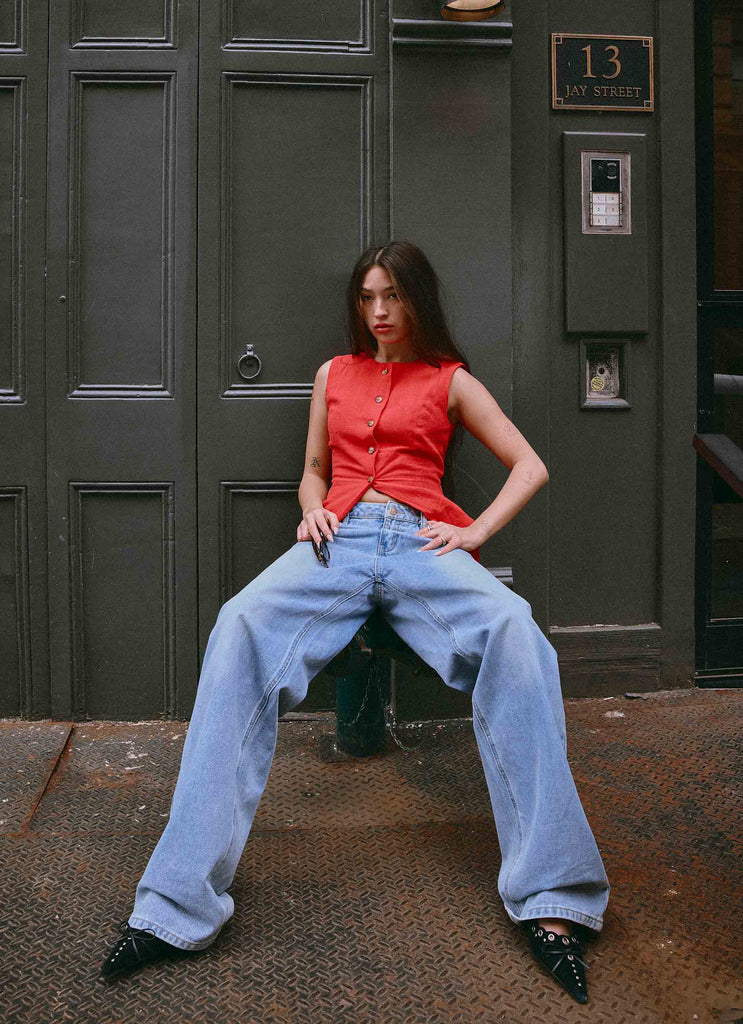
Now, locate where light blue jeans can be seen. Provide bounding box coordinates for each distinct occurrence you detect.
[129,499,609,949]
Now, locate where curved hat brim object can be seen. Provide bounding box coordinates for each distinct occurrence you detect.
[440,0,505,21]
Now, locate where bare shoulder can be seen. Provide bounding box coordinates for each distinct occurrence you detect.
[312,358,334,400]
[315,357,334,384]
[449,365,509,426]
[450,365,474,392]
[448,366,488,426]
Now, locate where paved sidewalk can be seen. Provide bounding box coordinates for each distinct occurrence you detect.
[1,687,741,1024]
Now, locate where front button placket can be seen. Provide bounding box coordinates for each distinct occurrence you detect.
[367,361,391,487]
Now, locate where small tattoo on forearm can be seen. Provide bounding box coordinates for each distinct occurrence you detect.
[310,456,321,468]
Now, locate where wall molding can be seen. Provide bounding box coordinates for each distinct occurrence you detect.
[391,18,512,49]
[66,73,176,399]
[0,488,31,715]
[223,0,370,53]
[0,0,24,51]
[70,0,175,48]
[68,482,176,717]
[0,79,25,401]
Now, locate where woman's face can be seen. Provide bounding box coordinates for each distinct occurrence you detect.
[359,265,411,347]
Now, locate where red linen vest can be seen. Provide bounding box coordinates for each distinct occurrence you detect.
[323,352,481,563]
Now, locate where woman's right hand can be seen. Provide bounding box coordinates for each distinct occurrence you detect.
[297,507,340,545]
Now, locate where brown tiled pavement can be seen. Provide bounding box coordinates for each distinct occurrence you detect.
[1,688,741,1024]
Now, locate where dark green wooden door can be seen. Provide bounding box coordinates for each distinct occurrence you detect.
[195,2,391,715]
[195,2,513,715]
[0,3,49,717]
[3,1,512,720]
[44,1,200,718]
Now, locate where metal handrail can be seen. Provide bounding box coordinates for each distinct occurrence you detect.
[693,432,743,498]
[714,373,743,395]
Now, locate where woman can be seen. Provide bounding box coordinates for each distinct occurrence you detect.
[100,241,609,1004]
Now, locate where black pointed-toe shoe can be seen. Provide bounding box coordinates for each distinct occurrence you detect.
[100,918,199,980]
[524,921,590,1003]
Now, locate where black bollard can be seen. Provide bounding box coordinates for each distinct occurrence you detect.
[327,609,423,757]
[334,639,389,756]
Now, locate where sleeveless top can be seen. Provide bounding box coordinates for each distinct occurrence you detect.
[322,352,481,563]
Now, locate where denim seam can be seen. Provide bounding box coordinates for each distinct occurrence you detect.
[472,697,524,901]
[503,904,604,931]
[210,580,371,888]
[381,579,523,900]
[127,916,214,951]
[346,501,423,525]
[382,579,471,658]
[347,512,420,522]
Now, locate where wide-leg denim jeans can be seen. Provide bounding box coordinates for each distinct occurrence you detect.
[129,499,610,949]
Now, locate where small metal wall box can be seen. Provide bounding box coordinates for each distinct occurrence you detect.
[563,132,648,334]
[580,340,630,409]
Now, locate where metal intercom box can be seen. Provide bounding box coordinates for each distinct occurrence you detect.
[563,131,648,334]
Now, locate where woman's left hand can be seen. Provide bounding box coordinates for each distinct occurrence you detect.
[415,521,484,556]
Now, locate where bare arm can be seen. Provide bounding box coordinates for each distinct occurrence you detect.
[449,368,549,543]
[297,360,338,544]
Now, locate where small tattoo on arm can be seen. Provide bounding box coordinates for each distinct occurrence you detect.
[478,517,493,537]
[310,456,321,468]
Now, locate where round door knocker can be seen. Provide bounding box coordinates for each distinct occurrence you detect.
[237,344,262,381]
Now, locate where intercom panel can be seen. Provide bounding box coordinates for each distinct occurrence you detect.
[563,132,647,333]
[582,152,631,234]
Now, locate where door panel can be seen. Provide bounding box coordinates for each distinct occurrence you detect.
[45,2,199,718]
[71,1,176,44]
[0,3,49,716]
[223,74,372,388]
[71,77,175,392]
[196,2,390,713]
[197,6,512,714]
[228,0,370,50]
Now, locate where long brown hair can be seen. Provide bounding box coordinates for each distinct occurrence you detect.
[344,240,471,501]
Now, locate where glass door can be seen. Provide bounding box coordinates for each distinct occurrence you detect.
[695,0,743,684]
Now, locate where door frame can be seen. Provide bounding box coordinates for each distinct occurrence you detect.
[694,0,743,686]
